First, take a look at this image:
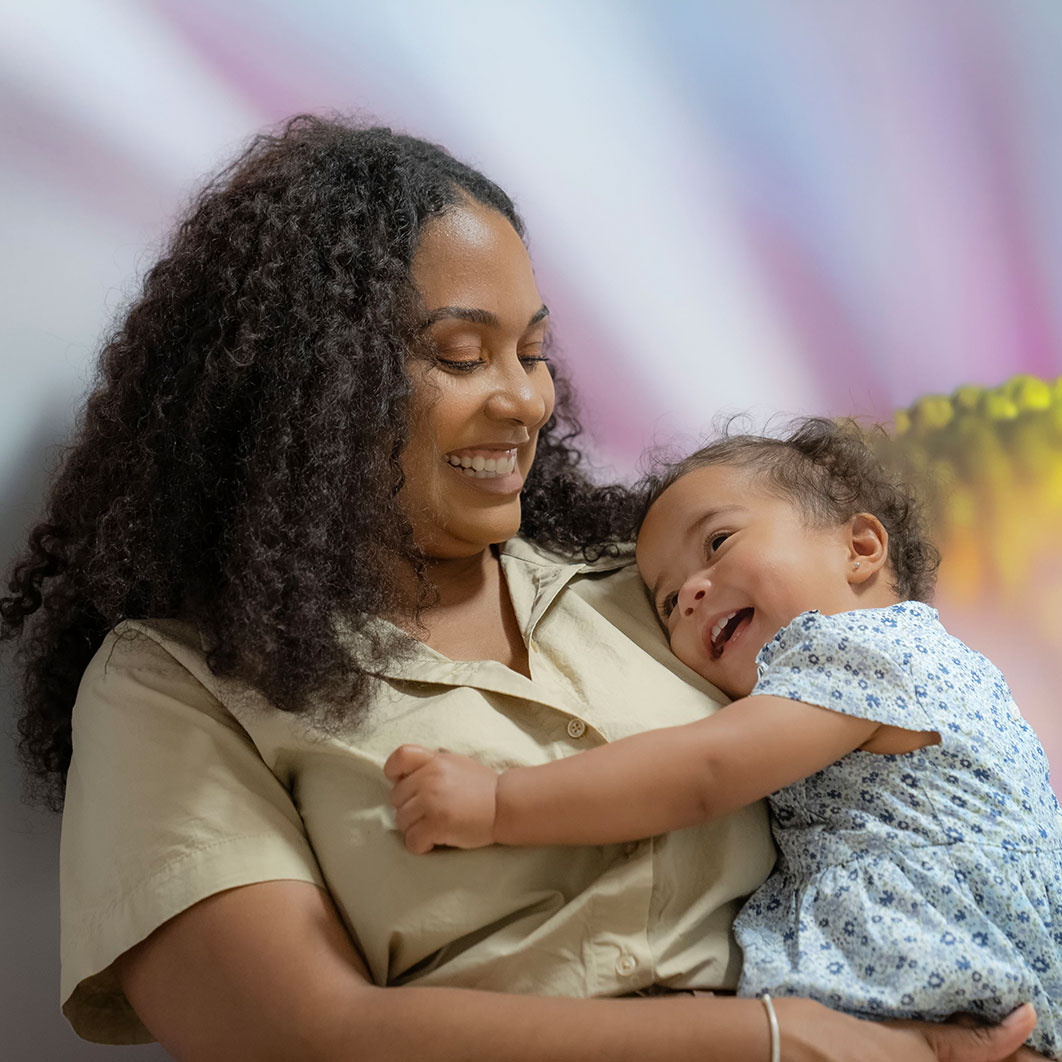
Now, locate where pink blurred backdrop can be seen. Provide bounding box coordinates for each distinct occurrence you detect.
[2,3,1060,1057]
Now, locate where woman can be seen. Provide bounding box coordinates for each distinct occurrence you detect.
[2,116,1042,1060]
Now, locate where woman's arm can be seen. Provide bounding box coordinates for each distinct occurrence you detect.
[387,695,886,850]
[117,878,1041,1062]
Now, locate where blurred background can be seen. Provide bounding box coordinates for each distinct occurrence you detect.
[2,1,1060,1057]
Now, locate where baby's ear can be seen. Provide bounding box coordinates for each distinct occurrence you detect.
[847,513,888,583]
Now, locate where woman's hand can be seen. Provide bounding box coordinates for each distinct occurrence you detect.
[385,744,500,853]
[891,1003,1044,1062]
[775,997,1042,1062]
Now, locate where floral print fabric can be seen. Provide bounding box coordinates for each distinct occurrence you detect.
[736,603,1062,1057]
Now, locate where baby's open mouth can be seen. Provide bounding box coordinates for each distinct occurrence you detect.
[709,607,754,658]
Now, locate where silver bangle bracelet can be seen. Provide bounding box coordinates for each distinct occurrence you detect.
[760,993,780,1062]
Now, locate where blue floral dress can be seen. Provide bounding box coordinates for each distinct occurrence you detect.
[735,602,1062,1057]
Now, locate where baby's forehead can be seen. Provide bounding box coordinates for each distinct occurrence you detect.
[639,463,779,530]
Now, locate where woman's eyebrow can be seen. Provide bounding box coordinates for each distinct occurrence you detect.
[418,304,549,330]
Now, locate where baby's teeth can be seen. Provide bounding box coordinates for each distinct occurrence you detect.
[712,612,738,646]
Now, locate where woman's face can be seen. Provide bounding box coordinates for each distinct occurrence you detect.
[400,201,555,559]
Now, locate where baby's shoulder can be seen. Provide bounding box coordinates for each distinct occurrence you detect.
[756,602,950,681]
[768,601,925,649]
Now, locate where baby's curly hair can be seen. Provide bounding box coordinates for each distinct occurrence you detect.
[643,417,941,602]
[1,115,636,809]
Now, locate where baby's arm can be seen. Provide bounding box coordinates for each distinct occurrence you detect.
[387,696,884,852]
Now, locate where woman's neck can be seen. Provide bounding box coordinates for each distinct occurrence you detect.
[423,547,498,609]
[399,545,530,676]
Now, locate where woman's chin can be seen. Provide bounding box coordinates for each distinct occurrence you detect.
[418,511,523,559]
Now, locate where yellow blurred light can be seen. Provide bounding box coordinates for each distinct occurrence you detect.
[887,373,1062,602]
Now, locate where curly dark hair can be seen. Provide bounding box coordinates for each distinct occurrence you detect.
[1,115,638,809]
[641,416,941,602]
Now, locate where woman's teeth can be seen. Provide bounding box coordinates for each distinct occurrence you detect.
[445,450,518,478]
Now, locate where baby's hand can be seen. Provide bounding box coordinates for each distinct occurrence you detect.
[384,744,500,854]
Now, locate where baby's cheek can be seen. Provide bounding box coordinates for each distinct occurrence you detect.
[670,630,706,676]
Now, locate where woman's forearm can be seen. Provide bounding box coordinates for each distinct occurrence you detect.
[329,988,779,1062]
[328,989,1042,1062]
[118,880,1040,1062]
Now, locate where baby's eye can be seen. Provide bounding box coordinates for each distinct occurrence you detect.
[707,531,730,553]
[660,592,678,619]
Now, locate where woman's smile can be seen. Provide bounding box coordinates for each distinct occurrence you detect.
[443,445,522,486]
[443,452,523,493]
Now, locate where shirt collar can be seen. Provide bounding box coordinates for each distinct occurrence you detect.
[342,537,633,691]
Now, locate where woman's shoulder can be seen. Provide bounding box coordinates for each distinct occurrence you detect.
[64,617,325,1045]
[87,619,217,698]
[503,535,657,638]
[501,534,635,572]
[102,617,206,664]
[80,618,266,734]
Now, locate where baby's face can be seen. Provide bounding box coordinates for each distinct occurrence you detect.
[635,464,860,698]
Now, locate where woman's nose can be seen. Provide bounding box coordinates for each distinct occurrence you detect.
[485,358,553,427]
[677,572,711,617]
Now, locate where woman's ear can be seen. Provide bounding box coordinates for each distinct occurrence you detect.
[847,513,888,584]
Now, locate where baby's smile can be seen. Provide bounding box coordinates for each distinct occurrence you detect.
[707,607,755,659]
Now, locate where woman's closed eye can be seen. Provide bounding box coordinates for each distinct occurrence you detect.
[434,345,550,373]
[436,358,482,372]
[517,338,550,370]
[434,346,484,371]
[518,352,550,370]
[660,591,679,620]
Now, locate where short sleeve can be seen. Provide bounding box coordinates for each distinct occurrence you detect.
[60,624,325,1044]
[752,610,934,732]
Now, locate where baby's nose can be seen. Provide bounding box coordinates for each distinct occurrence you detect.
[683,589,706,617]
[677,574,711,616]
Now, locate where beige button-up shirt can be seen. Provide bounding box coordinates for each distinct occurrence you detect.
[60,537,775,1044]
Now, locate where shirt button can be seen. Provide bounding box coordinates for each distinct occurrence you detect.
[567,718,587,739]
[615,954,638,977]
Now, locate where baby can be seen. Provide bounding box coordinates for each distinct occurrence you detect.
[386,417,1062,1057]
